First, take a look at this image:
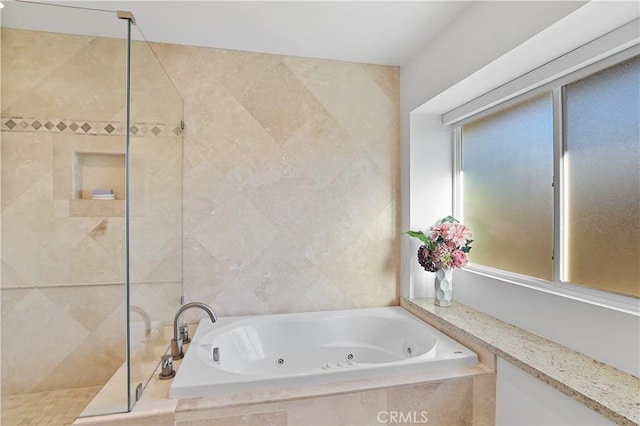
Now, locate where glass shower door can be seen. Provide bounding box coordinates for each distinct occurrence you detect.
[1,1,130,419]
[126,23,184,408]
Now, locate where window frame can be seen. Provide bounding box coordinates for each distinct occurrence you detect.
[452,46,640,315]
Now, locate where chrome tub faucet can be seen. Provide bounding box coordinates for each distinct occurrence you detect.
[171,301,217,360]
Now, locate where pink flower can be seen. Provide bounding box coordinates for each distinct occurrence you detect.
[429,223,446,240]
[451,250,468,268]
[450,223,472,247]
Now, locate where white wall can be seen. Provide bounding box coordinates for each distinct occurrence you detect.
[496,359,614,425]
[400,0,589,297]
[406,114,452,298]
[400,1,639,424]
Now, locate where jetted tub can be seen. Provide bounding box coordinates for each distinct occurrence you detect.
[169,306,478,398]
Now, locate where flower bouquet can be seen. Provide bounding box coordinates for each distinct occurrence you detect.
[405,216,473,272]
[405,216,473,307]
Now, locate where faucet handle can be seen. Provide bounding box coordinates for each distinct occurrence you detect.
[159,354,175,380]
[179,324,190,344]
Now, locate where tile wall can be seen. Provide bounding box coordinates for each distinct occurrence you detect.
[1,27,400,396]
[151,41,400,317]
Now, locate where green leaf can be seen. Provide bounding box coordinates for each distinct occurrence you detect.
[403,230,428,243]
[440,215,459,224]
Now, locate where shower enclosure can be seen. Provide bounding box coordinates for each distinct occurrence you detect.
[1,1,183,420]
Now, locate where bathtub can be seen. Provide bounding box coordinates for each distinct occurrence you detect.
[169,306,477,398]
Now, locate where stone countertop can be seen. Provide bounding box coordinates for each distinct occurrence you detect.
[401,297,640,426]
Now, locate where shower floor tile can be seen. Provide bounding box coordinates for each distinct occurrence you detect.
[1,386,101,426]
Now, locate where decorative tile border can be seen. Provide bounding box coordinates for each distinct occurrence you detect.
[0,116,183,137]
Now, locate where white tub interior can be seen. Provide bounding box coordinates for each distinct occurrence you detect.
[170,306,478,398]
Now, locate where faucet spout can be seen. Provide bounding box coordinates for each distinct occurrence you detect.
[171,302,217,359]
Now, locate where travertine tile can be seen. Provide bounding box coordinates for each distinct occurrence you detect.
[129,282,182,324]
[241,173,322,234]
[1,289,91,394]
[362,62,401,110]
[90,300,128,360]
[169,38,399,317]
[295,276,350,312]
[235,237,328,313]
[182,236,232,305]
[130,40,183,126]
[0,28,94,115]
[287,389,387,425]
[0,131,53,209]
[33,334,124,392]
[128,216,179,281]
[146,42,203,101]
[187,107,279,191]
[1,386,101,426]
[326,156,394,227]
[53,199,70,217]
[327,231,398,308]
[69,200,126,217]
[5,36,127,121]
[68,232,126,284]
[1,178,54,286]
[386,379,474,425]
[0,287,28,314]
[283,55,399,174]
[472,372,497,425]
[177,410,287,426]
[211,281,271,317]
[281,111,363,187]
[190,194,279,270]
[181,153,235,236]
[240,60,327,142]
[38,285,124,332]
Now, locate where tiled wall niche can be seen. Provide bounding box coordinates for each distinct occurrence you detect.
[73,152,126,200]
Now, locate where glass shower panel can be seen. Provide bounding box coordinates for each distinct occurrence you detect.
[127,24,184,408]
[1,1,130,418]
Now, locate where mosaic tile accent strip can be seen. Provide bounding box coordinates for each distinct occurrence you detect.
[0,116,183,137]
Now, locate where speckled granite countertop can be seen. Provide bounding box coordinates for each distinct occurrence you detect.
[401,297,640,426]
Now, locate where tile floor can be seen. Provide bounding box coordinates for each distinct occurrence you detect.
[1,386,101,426]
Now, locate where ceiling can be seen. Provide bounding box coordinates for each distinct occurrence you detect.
[1,0,471,65]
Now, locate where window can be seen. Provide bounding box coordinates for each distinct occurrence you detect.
[462,95,553,280]
[563,55,640,297]
[457,54,639,300]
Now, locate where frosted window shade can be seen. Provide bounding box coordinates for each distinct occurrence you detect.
[564,56,640,298]
[462,95,554,280]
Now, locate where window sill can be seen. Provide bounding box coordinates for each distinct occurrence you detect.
[401,296,640,425]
